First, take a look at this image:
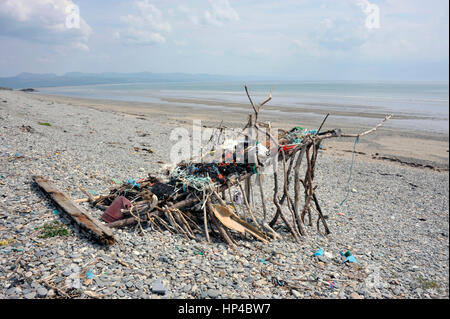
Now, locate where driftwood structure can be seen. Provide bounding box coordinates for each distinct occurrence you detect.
[80,86,392,247]
[34,86,391,246]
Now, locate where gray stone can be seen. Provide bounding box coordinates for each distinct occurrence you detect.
[37,287,48,297]
[6,287,18,296]
[116,289,125,297]
[207,289,220,298]
[24,291,36,299]
[126,281,134,288]
[317,255,329,263]
[292,290,302,298]
[152,278,167,295]
[183,284,192,293]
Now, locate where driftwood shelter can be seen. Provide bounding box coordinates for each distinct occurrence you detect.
[34,86,392,247]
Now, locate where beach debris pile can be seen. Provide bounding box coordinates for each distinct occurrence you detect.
[33,86,392,246]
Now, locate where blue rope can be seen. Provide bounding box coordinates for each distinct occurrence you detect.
[338,135,360,207]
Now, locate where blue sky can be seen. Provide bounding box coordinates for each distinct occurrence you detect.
[0,0,448,80]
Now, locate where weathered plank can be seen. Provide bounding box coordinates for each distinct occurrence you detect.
[33,175,115,245]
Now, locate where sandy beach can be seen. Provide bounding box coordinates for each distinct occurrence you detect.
[0,89,448,299]
[31,91,450,170]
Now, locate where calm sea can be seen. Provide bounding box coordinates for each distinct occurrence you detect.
[38,81,449,133]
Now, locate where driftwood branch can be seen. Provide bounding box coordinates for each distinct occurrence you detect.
[33,176,116,245]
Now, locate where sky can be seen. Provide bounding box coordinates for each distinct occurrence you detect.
[0,0,448,80]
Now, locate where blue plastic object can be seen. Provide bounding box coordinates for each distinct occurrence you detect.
[313,249,323,256]
[85,269,94,279]
[126,179,140,188]
[343,255,357,264]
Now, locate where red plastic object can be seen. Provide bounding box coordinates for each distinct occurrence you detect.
[282,145,296,151]
[101,196,131,223]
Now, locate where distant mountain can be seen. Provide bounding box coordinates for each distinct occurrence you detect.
[0,72,244,89]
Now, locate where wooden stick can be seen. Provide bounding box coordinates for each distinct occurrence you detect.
[237,182,262,230]
[256,173,269,221]
[74,196,100,203]
[269,153,295,227]
[340,114,393,137]
[203,199,211,243]
[272,156,301,243]
[79,187,108,210]
[316,113,330,135]
[33,175,115,245]
[312,192,330,235]
[281,150,303,238]
[293,145,307,236]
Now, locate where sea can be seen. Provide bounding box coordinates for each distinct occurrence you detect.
[37,81,449,133]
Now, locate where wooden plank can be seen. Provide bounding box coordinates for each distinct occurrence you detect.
[33,175,115,245]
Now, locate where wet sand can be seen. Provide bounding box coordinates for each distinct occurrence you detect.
[24,91,450,170]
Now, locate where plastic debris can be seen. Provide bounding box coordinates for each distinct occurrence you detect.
[111,178,122,184]
[101,196,131,223]
[343,255,357,264]
[313,248,323,256]
[126,179,140,189]
[38,122,51,126]
[0,238,16,246]
[88,190,98,196]
[52,209,60,215]
[329,281,336,289]
[211,204,270,244]
[85,269,95,279]
[257,258,267,265]
[340,250,357,263]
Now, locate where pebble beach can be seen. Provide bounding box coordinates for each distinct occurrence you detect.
[0,89,448,299]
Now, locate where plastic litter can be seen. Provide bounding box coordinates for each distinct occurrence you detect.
[343,255,357,263]
[85,269,94,279]
[0,238,16,246]
[329,281,336,289]
[257,258,267,265]
[111,178,122,184]
[340,250,357,263]
[126,179,140,188]
[52,209,60,215]
[313,248,323,256]
[101,196,131,223]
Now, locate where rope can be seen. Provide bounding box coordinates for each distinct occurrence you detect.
[338,135,360,207]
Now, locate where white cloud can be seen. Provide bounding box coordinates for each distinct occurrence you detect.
[0,0,92,50]
[204,0,239,26]
[179,0,239,27]
[178,5,200,25]
[117,0,171,45]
